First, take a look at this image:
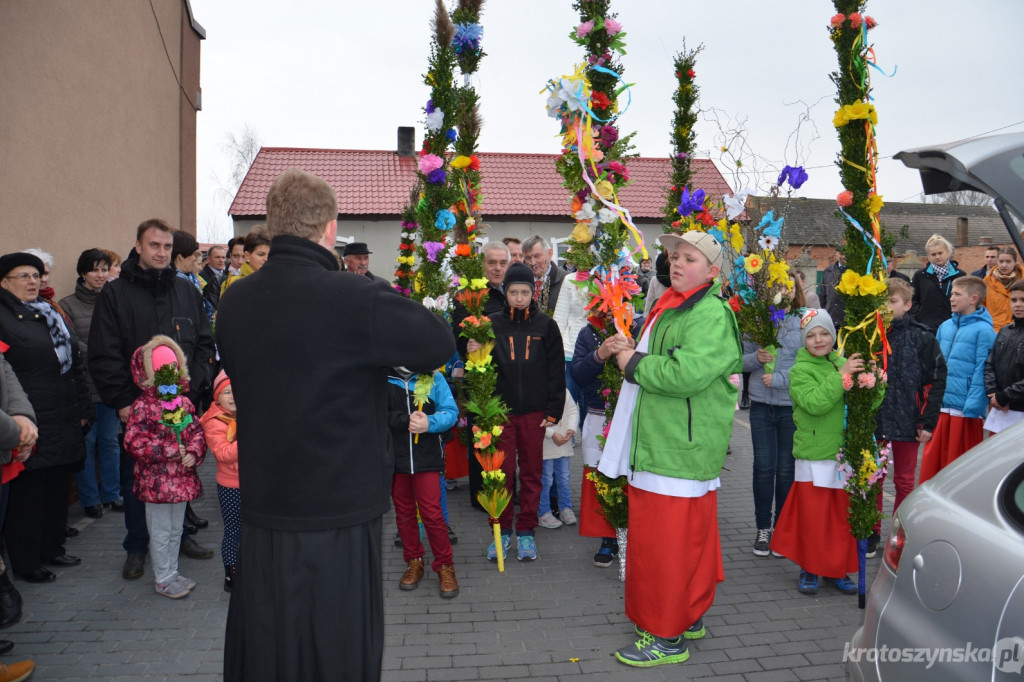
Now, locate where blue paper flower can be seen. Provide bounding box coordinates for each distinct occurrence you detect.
[435,209,456,231]
[708,227,726,244]
[446,129,458,142]
[756,211,784,238]
[158,384,177,396]
[452,23,483,53]
[677,186,706,217]
[427,168,447,184]
[777,165,808,190]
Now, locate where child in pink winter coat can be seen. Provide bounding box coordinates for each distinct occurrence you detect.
[124,335,206,599]
[199,370,239,591]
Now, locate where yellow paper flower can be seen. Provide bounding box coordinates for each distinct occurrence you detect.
[466,342,495,372]
[744,254,763,274]
[867,193,884,215]
[837,269,863,295]
[470,277,489,290]
[594,180,614,199]
[767,260,790,287]
[833,102,878,127]
[858,274,887,297]
[729,224,744,252]
[572,221,594,244]
[450,155,473,170]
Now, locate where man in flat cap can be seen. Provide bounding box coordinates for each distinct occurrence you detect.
[342,242,373,277]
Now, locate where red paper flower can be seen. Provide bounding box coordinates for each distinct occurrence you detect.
[687,69,695,78]
[837,190,854,207]
[697,209,716,227]
[469,155,481,171]
[849,12,863,28]
[728,295,742,313]
[865,15,877,29]
[830,12,845,27]
[591,91,611,110]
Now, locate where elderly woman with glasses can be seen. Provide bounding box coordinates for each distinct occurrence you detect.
[0,252,92,583]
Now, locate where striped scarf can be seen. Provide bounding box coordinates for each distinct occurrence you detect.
[23,300,73,374]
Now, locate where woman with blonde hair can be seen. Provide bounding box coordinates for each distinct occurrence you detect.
[985,246,1024,331]
[910,234,965,332]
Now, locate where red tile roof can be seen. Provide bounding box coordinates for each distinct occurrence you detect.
[229,148,733,221]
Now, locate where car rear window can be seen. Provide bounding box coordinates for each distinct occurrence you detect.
[1000,460,1024,531]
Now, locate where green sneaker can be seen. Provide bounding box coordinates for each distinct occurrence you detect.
[634,617,705,640]
[615,630,689,667]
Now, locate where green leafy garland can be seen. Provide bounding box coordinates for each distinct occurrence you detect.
[829,1,890,542]
[663,42,703,233]
[412,0,463,311]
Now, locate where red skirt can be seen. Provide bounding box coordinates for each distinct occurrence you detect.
[770,481,857,578]
[444,429,470,480]
[624,487,723,639]
[579,466,615,538]
[918,413,983,485]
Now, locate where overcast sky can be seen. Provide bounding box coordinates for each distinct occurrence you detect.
[191,0,1024,242]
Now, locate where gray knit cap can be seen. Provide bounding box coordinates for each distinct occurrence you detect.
[799,308,837,345]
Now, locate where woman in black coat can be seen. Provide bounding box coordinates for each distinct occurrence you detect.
[0,252,92,583]
[910,234,966,332]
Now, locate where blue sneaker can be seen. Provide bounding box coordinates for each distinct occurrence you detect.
[831,575,857,594]
[517,535,537,561]
[486,534,512,562]
[798,570,819,595]
[615,630,689,667]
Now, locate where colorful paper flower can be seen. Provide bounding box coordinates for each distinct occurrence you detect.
[435,209,456,231]
[452,22,483,53]
[858,372,877,389]
[572,222,595,244]
[867,192,884,215]
[418,154,443,174]
[744,254,764,274]
[425,108,444,132]
[777,165,809,190]
[848,12,863,28]
[454,243,472,258]
[423,241,446,262]
[724,189,751,220]
[591,91,611,110]
[756,211,784,237]
[445,129,458,142]
[842,374,855,391]
[450,155,473,170]
[758,234,779,251]
[677,186,706,217]
[833,102,878,127]
[604,18,622,35]
[426,168,446,184]
[830,13,846,27]
[837,190,854,207]
[575,19,594,38]
[768,305,786,326]
[728,295,742,313]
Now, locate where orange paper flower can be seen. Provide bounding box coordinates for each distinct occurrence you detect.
[454,243,472,257]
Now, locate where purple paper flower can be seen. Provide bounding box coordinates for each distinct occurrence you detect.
[452,22,483,53]
[576,187,591,201]
[768,305,786,326]
[675,152,688,161]
[427,168,447,184]
[777,165,808,190]
[423,241,446,263]
[425,99,435,114]
[600,124,618,145]
[677,186,706,217]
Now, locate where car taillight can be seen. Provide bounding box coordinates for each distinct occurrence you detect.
[883,514,906,572]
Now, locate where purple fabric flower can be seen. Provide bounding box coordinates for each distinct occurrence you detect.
[427,168,447,184]
[576,187,591,201]
[777,165,808,189]
[769,305,786,326]
[677,186,706,217]
[423,241,446,263]
[425,99,435,114]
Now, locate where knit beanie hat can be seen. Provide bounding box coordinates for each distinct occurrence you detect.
[151,345,178,370]
[800,308,837,345]
[213,370,231,403]
[503,262,535,292]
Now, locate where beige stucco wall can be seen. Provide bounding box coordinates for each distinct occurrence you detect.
[0,0,200,297]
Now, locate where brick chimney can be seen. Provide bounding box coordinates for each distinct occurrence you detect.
[956,217,969,247]
[397,127,415,157]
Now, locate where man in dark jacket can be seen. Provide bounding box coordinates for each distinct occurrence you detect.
[450,240,509,511]
[216,169,455,682]
[198,244,226,313]
[819,254,846,330]
[88,219,216,580]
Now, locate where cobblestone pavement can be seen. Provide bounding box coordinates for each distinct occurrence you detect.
[5,411,889,680]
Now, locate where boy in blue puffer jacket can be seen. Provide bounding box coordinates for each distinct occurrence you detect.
[919,276,996,484]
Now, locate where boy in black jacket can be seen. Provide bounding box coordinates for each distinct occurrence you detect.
[984,279,1024,433]
[467,263,565,562]
[875,278,947,551]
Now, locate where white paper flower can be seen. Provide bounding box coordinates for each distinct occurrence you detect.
[546,94,562,118]
[598,207,618,224]
[575,203,597,223]
[557,78,584,112]
[724,188,752,220]
[425,109,444,132]
[758,234,779,251]
[421,293,450,312]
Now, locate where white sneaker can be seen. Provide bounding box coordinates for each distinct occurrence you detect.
[559,508,577,525]
[538,511,563,529]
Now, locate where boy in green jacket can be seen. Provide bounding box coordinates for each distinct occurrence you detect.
[770,308,883,595]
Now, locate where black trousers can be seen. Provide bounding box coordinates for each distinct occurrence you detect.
[5,464,74,575]
[224,517,384,682]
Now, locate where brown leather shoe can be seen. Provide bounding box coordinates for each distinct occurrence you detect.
[438,564,459,599]
[399,558,424,591]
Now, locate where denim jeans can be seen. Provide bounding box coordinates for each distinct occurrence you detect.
[749,401,796,530]
[76,402,122,507]
[538,457,572,516]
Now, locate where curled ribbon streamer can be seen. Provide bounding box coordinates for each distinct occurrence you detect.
[838,207,887,273]
[875,310,891,372]
[572,121,648,260]
[544,64,613,124]
[838,309,884,358]
[589,64,633,120]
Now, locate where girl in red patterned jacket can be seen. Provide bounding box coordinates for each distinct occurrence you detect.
[124,335,206,600]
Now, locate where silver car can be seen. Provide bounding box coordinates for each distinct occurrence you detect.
[848,132,1024,681]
